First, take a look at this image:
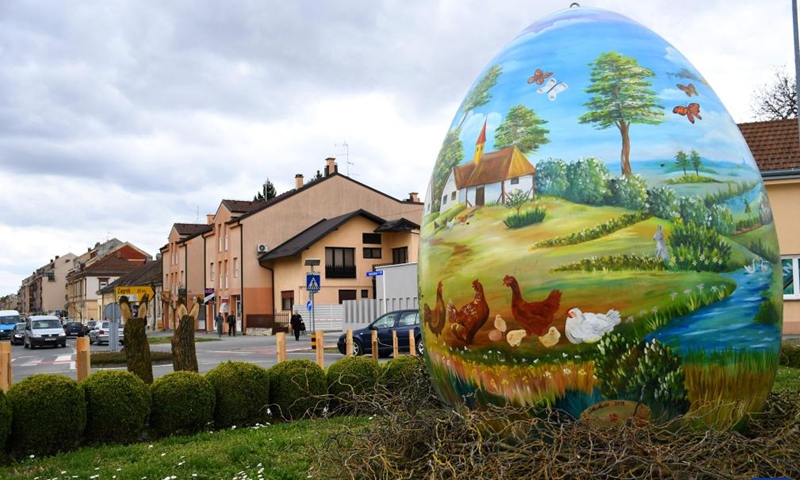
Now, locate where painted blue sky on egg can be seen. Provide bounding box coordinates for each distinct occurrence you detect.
[450,7,757,175]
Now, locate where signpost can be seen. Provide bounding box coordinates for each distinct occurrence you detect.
[367,269,386,314]
[102,303,122,353]
[306,271,320,333]
[115,285,154,303]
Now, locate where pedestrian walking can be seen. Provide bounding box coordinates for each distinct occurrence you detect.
[215,313,223,337]
[290,310,304,341]
[227,313,236,336]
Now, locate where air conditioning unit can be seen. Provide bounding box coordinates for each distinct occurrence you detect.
[256,244,269,254]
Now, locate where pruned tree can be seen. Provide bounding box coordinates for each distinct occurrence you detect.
[120,294,153,384]
[674,150,689,175]
[579,51,664,176]
[171,296,200,372]
[690,149,702,176]
[430,127,464,212]
[751,67,797,120]
[456,65,502,129]
[493,104,550,154]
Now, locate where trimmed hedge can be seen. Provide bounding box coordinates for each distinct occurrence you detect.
[380,355,428,393]
[81,371,151,445]
[327,356,382,414]
[0,389,11,451]
[150,371,215,437]
[780,342,800,368]
[269,359,327,421]
[206,361,271,429]
[7,374,86,457]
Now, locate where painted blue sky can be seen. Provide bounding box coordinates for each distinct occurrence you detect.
[450,7,758,177]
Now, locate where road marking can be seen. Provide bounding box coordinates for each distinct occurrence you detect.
[19,355,73,367]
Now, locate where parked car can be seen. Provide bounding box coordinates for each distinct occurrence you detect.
[63,321,85,337]
[24,315,67,349]
[85,320,97,334]
[11,322,26,345]
[0,309,21,341]
[336,309,422,357]
[88,320,124,345]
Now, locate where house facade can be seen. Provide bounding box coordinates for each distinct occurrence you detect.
[740,118,800,334]
[98,260,163,330]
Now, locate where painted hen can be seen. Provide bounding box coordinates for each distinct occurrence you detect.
[423,281,446,336]
[448,279,490,345]
[502,275,562,336]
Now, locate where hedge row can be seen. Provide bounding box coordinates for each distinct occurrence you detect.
[0,355,433,459]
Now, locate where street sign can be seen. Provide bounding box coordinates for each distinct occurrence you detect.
[204,288,215,304]
[115,285,155,303]
[306,300,313,312]
[306,273,321,293]
[366,270,384,277]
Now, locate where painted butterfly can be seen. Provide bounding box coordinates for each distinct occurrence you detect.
[537,77,568,101]
[673,103,702,123]
[677,83,698,97]
[527,68,553,85]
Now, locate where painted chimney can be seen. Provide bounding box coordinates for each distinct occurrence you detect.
[295,174,304,189]
[325,157,337,176]
[409,192,419,203]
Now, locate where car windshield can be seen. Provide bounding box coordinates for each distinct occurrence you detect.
[0,316,20,325]
[15,323,25,331]
[33,319,61,329]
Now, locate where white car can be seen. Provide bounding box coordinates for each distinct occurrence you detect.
[88,320,125,345]
[24,315,67,349]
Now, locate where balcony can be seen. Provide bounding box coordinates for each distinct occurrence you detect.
[325,265,356,279]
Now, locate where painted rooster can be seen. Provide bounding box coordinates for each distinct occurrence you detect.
[448,279,490,345]
[502,275,562,336]
[423,281,446,336]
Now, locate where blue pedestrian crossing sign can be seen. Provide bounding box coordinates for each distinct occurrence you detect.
[306,273,321,293]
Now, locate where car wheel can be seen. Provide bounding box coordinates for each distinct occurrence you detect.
[351,339,363,356]
[60,342,66,348]
[416,336,424,356]
[23,338,28,349]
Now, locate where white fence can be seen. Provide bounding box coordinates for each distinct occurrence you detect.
[293,304,343,332]
[342,298,419,330]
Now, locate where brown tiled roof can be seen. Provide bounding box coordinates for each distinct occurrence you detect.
[69,254,144,279]
[463,146,536,188]
[739,118,800,172]
[99,260,162,294]
[174,223,211,236]
[222,199,264,213]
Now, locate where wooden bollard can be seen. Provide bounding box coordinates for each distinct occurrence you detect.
[315,331,325,368]
[392,331,399,358]
[371,330,378,360]
[409,330,416,357]
[276,332,286,362]
[0,342,11,392]
[345,330,353,356]
[76,337,91,382]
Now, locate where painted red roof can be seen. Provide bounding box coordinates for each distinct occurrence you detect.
[739,118,800,172]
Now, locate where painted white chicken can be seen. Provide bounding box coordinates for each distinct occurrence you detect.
[565,308,621,344]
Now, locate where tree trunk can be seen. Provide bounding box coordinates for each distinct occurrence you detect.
[171,315,198,372]
[124,317,153,384]
[619,121,632,176]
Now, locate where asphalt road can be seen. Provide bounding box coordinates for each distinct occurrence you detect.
[7,330,346,383]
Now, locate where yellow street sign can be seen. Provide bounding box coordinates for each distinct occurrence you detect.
[115,285,155,303]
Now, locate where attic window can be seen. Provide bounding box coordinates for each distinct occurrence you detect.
[362,233,381,244]
[510,177,520,185]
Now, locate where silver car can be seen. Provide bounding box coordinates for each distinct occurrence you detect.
[25,315,67,349]
[88,320,125,345]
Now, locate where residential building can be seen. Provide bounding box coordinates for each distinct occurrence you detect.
[740,118,800,334]
[17,254,76,316]
[98,259,163,331]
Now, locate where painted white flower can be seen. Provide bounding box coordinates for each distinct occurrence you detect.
[652,306,658,314]
[562,368,572,375]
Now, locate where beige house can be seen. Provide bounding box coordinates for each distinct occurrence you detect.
[161,158,423,333]
[740,118,800,334]
[17,254,76,316]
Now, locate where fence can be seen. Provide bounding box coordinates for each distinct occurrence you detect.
[294,304,343,332]
[342,298,419,330]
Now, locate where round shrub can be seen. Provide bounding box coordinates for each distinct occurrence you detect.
[269,359,327,420]
[7,374,85,457]
[150,371,215,437]
[81,371,151,445]
[0,389,11,451]
[380,356,429,393]
[206,361,271,429]
[326,356,382,414]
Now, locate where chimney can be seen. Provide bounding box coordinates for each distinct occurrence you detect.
[325,157,337,176]
[295,174,304,189]
[409,192,419,203]
[206,214,214,224]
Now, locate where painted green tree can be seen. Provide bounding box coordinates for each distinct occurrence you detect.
[675,150,690,175]
[579,52,664,176]
[456,65,502,129]
[430,128,464,212]
[690,149,702,176]
[493,104,550,154]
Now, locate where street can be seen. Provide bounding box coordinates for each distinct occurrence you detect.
[7,330,347,383]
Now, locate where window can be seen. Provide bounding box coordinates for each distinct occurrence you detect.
[510,177,520,185]
[233,257,239,278]
[361,289,369,298]
[99,278,109,289]
[783,257,800,299]
[362,233,382,244]
[363,248,381,259]
[326,247,356,278]
[225,234,229,251]
[442,195,448,205]
[338,290,357,303]
[392,247,408,264]
[224,260,229,289]
[210,263,215,282]
[398,311,419,327]
[281,291,294,311]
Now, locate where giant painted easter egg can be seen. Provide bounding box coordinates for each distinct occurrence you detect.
[419,6,782,428]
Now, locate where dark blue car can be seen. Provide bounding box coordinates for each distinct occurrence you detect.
[336,309,422,357]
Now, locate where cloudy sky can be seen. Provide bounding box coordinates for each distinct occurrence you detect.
[0,0,794,296]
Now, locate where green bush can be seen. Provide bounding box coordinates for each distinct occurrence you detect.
[7,374,86,457]
[667,221,732,272]
[206,361,271,429]
[780,343,800,368]
[647,185,678,220]
[326,356,382,414]
[0,390,11,452]
[380,356,428,393]
[535,158,569,197]
[150,371,215,437]
[269,359,327,421]
[81,371,151,445]
[91,350,172,366]
[504,206,546,229]
[607,173,648,211]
